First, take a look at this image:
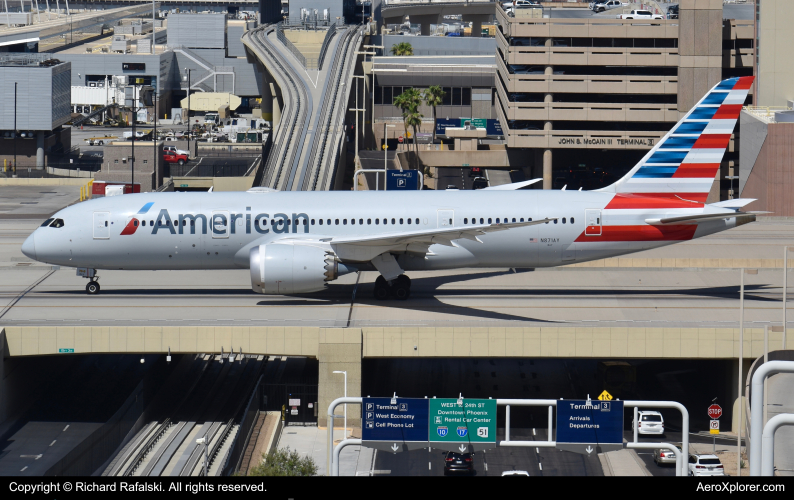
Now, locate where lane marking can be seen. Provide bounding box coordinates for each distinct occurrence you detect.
[63,425,69,432]
[20,466,27,472]
[49,440,56,447]
[536,447,539,453]
[532,428,536,436]
[484,462,488,471]
[428,462,431,470]
[538,463,542,471]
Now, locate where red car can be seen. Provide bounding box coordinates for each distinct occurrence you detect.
[163,152,189,165]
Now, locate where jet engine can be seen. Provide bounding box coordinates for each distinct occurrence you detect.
[249,244,351,294]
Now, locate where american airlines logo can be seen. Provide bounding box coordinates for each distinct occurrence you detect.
[120,203,310,236]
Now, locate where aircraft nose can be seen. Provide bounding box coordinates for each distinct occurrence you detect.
[21,232,37,260]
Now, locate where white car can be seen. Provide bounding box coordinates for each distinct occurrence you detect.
[163,145,189,156]
[501,470,530,476]
[591,0,625,13]
[688,454,725,476]
[617,9,664,20]
[633,410,664,435]
[502,0,537,9]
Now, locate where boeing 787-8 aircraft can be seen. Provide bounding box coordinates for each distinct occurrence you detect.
[22,77,758,299]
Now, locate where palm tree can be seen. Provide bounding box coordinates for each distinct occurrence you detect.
[423,85,445,143]
[390,42,413,56]
[405,108,424,170]
[393,88,423,169]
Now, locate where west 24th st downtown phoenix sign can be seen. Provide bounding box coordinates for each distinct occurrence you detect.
[362,398,497,452]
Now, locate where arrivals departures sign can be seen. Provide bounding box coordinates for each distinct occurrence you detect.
[555,400,624,455]
[361,398,497,453]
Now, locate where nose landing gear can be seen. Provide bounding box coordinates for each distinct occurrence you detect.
[86,281,101,294]
[77,268,101,295]
[373,274,411,300]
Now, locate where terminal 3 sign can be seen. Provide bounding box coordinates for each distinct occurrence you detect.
[555,137,656,148]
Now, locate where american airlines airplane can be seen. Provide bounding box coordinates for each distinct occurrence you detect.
[22,77,758,299]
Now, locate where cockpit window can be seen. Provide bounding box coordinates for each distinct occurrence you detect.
[41,218,54,227]
[50,219,65,228]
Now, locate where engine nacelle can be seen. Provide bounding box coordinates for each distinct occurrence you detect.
[250,244,341,294]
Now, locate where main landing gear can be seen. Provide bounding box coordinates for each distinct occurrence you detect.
[373,274,411,301]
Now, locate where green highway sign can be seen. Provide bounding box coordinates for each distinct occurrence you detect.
[469,118,487,129]
[429,398,496,451]
[58,348,74,353]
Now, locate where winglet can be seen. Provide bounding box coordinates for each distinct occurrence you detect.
[481,178,541,191]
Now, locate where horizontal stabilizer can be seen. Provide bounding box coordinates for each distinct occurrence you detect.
[709,198,757,209]
[247,187,278,193]
[481,178,541,190]
[645,212,756,225]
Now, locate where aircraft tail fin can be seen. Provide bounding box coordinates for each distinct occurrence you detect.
[600,76,754,203]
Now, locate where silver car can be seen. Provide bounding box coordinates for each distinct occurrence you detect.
[653,443,682,465]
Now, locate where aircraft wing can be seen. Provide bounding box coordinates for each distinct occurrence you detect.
[326,217,557,249]
[645,212,759,225]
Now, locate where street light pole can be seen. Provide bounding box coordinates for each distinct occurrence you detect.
[332,370,347,439]
[13,82,17,177]
[737,268,745,475]
[184,68,191,157]
[785,247,790,350]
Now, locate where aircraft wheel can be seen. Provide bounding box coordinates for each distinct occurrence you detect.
[395,274,411,288]
[86,281,100,294]
[373,283,390,300]
[392,283,410,300]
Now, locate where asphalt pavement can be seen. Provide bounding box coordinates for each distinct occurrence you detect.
[374,428,602,476]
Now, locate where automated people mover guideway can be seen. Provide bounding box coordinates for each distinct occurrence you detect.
[241,23,363,191]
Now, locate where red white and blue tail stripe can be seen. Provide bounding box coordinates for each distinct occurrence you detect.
[602,76,754,204]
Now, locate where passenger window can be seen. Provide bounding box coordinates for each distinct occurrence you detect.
[563,218,566,224]
[407,218,412,224]
[311,219,315,225]
[488,218,492,224]
[41,218,54,227]
[416,218,419,224]
[359,219,363,225]
[142,220,146,226]
[351,218,355,225]
[150,220,154,226]
[480,218,484,224]
[319,219,323,225]
[343,219,347,225]
[286,219,290,225]
[520,218,524,222]
[134,220,138,227]
[376,218,379,224]
[335,219,339,225]
[191,220,195,226]
[554,219,558,224]
[400,218,403,224]
[105,221,109,227]
[529,218,533,222]
[464,218,468,224]
[496,218,500,223]
[327,219,331,225]
[571,217,575,223]
[391,218,396,224]
[512,218,516,223]
[367,219,371,225]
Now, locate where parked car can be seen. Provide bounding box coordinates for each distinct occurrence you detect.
[443,451,474,475]
[653,443,682,466]
[688,454,725,476]
[502,0,538,9]
[469,167,483,177]
[163,145,189,156]
[591,0,625,13]
[446,185,459,190]
[667,4,679,19]
[617,9,664,20]
[163,151,189,166]
[633,410,665,435]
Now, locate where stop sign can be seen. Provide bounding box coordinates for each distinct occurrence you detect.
[398,136,404,143]
[708,404,722,419]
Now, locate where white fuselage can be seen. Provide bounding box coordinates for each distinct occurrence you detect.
[24,190,737,272]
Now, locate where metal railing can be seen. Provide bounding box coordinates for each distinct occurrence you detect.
[743,105,793,123]
[317,22,338,71]
[276,22,317,69]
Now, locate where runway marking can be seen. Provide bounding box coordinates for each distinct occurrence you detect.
[49,440,56,447]
[536,448,539,453]
[538,463,543,471]
[63,425,69,432]
[484,462,488,471]
[532,428,536,436]
[20,466,27,472]
[428,462,431,470]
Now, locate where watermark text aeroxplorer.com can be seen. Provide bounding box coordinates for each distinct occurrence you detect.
[696,482,785,493]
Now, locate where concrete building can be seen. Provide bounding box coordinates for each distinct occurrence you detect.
[495,0,754,194]
[755,0,794,107]
[95,140,165,191]
[0,53,71,169]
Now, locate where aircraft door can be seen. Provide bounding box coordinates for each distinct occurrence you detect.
[585,209,602,236]
[211,210,230,238]
[93,212,110,239]
[437,210,454,228]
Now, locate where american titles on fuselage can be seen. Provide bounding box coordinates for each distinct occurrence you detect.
[133,208,312,236]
